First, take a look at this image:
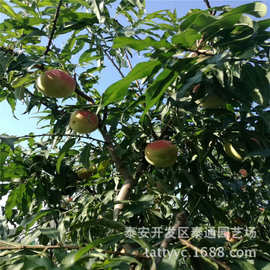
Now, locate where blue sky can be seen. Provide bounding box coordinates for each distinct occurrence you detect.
[0,0,269,138]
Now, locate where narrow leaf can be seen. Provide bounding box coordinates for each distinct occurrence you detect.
[143,70,177,116]
[230,2,267,18]
[102,60,161,106]
[172,29,202,48]
[79,144,91,168]
[113,36,170,51]
[56,139,76,173]
[5,184,26,219]
[0,0,19,19]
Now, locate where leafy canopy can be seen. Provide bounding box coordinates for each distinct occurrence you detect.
[0,0,270,269]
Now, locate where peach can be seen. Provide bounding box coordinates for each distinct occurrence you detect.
[36,69,75,98]
[145,140,177,168]
[69,110,98,134]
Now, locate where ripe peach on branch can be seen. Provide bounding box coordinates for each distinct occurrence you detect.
[144,140,177,168]
[69,110,98,134]
[239,168,248,178]
[36,69,76,98]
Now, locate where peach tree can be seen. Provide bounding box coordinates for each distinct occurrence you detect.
[0,0,270,269]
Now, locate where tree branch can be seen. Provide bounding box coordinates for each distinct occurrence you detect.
[69,70,133,221]
[24,88,60,110]
[0,243,149,260]
[203,0,216,15]
[99,127,134,220]
[125,51,141,94]
[0,244,79,250]
[0,133,105,144]
[203,0,212,9]
[188,49,215,57]
[179,239,231,270]
[152,212,187,268]
[44,0,63,56]
[72,58,133,221]
[73,74,96,104]
[75,87,96,104]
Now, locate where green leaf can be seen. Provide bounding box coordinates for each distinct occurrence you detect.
[180,10,217,32]
[254,260,270,270]
[79,144,91,168]
[11,74,33,88]
[95,217,126,231]
[241,64,270,106]
[177,71,202,99]
[63,234,124,267]
[79,49,100,64]
[258,18,270,30]
[132,236,151,250]
[102,60,161,106]
[105,256,142,269]
[145,68,171,105]
[231,259,256,270]
[25,209,58,231]
[113,37,170,51]
[102,78,130,106]
[158,248,182,270]
[57,15,98,34]
[22,256,54,269]
[0,0,19,19]
[5,184,26,219]
[0,146,9,166]
[7,96,16,114]
[89,0,106,23]
[143,69,177,116]
[14,86,25,100]
[172,29,202,48]
[200,3,267,42]
[199,256,219,270]
[56,138,76,174]
[230,2,268,18]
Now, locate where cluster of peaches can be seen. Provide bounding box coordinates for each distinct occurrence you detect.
[36,69,177,168]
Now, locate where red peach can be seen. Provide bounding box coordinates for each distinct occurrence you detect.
[144,140,177,168]
[69,110,98,134]
[36,69,76,98]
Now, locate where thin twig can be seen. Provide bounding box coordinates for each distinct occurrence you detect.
[0,244,150,260]
[0,133,105,144]
[203,0,216,15]
[179,239,231,270]
[24,88,59,110]
[75,88,96,104]
[44,0,63,56]
[125,51,141,93]
[0,244,78,250]
[203,0,212,9]
[73,74,96,104]
[104,50,125,78]
[188,49,215,57]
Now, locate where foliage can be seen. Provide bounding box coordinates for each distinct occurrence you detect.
[0,0,270,269]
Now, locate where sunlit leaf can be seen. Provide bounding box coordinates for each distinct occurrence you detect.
[102,60,161,106]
